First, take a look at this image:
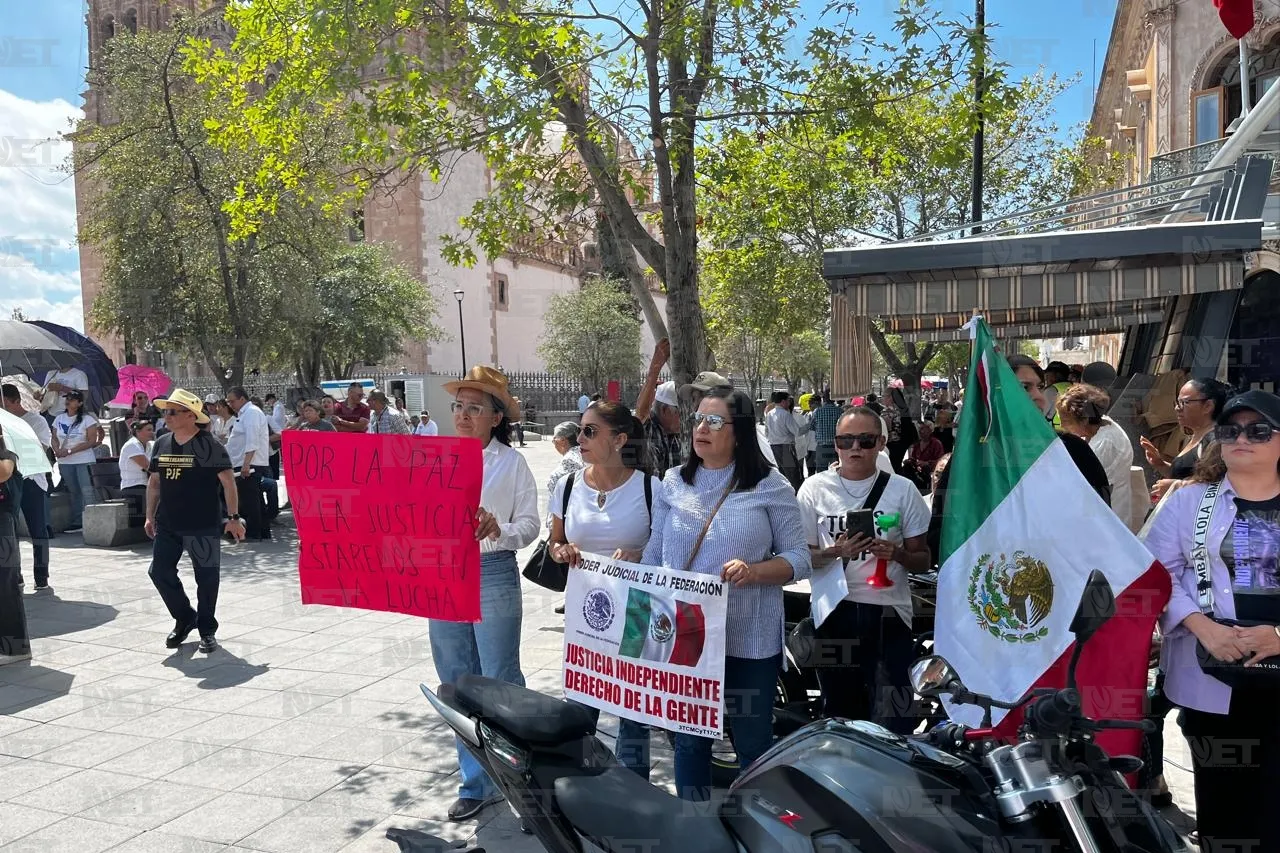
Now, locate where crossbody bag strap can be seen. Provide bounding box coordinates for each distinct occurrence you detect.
[1192,479,1222,612]
[644,473,653,521]
[562,472,576,517]
[863,470,891,512]
[682,480,735,574]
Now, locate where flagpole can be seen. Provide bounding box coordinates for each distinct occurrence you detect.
[1239,39,1252,117]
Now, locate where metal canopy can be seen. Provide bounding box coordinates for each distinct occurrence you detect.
[823,154,1273,319]
[881,296,1169,335]
[824,219,1257,317]
[896,310,1166,344]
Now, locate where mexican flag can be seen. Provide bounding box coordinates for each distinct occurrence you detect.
[619,588,706,668]
[936,319,1170,756]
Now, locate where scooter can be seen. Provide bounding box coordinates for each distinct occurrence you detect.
[420,569,1186,852]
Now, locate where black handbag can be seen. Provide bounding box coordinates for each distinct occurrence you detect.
[1189,480,1280,687]
[1195,618,1280,688]
[787,471,891,668]
[522,473,576,592]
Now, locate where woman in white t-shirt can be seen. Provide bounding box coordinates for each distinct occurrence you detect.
[795,405,931,734]
[51,391,103,532]
[549,400,658,780]
[118,420,155,522]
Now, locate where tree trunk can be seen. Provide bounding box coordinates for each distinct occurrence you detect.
[598,215,668,343]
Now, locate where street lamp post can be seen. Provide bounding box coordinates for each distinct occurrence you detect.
[453,288,466,376]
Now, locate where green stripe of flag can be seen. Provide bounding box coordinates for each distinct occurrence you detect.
[618,587,652,658]
[940,320,1057,565]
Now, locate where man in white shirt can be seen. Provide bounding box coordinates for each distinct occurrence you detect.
[796,404,931,733]
[577,393,590,413]
[226,386,272,541]
[793,396,814,478]
[764,391,804,490]
[3,383,53,589]
[414,411,439,436]
[42,366,89,418]
[263,393,287,522]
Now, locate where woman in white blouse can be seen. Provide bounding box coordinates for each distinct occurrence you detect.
[549,401,658,779]
[118,420,155,523]
[432,366,539,823]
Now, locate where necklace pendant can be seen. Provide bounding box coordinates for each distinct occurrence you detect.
[597,491,607,509]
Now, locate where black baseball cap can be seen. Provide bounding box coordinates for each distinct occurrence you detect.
[1219,390,1280,428]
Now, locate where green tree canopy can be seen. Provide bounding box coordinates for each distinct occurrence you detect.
[538,278,643,392]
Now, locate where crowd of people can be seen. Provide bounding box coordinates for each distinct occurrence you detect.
[4,345,1279,851]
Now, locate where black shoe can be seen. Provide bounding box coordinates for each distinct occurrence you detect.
[197,635,218,653]
[447,794,501,822]
[166,615,198,649]
[519,818,533,835]
[34,583,51,593]
[554,603,566,615]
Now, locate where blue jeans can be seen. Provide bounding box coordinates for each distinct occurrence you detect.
[18,483,50,586]
[429,550,525,800]
[59,463,93,527]
[674,652,781,801]
[580,705,652,779]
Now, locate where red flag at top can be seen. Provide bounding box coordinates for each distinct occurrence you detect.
[1214,0,1255,39]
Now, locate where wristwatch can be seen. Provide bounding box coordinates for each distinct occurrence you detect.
[226,514,243,522]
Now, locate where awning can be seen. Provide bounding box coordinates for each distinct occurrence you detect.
[882,296,1169,335]
[897,310,1167,343]
[824,219,1261,317]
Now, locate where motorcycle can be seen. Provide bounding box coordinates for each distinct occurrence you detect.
[420,568,1185,852]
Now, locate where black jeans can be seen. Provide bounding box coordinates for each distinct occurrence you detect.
[814,600,916,734]
[148,526,222,637]
[235,468,267,539]
[1182,688,1280,853]
[770,444,802,490]
[266,453,280,520]
[18,482,50,586]
[0,514,30,658]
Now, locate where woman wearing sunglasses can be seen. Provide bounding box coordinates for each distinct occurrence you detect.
[1142,390,1280,852]
[1143,377,1228,504]
[797,406,931,731]
[640,388,811,801]
[431,366,540,823]
[548,401,658,778]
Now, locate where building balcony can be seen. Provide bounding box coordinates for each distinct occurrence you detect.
[1149,131,1280,230]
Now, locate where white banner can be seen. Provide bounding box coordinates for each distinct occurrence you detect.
[562,552,728,739]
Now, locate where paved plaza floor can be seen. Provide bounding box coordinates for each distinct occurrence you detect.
[1,441,1195,851]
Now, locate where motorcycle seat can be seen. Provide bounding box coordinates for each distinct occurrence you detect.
[452,674,597,746]
[555,766,737,853]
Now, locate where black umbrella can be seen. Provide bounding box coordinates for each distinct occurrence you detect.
[28,320,121,413]
[0,321,83,375]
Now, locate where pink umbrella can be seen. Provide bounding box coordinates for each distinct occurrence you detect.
[921,380,934,390]
[107,365,172,409]
[888,378,904,389]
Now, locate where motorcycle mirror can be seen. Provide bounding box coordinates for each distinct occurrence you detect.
[909,655,960,696]
[1069,570,1116,647]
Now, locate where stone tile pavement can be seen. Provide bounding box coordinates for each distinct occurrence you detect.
[1,441,1196,851]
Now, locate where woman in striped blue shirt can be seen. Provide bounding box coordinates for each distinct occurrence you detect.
[640,388,812,800]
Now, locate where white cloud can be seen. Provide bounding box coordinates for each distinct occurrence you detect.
[0,88,83,328]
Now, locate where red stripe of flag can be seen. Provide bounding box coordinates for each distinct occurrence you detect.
[669,601,706,667]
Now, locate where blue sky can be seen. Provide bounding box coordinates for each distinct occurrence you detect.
[0,0,1118,331]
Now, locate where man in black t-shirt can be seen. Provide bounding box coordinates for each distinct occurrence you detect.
[146,389,244,653]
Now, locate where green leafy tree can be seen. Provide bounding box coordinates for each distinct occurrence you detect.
[766,330,830,394]
[78,19,434,390]
[701,70,1124,416]
[188,0,980,384]
[538,278,643,393]
[268,243,444,384]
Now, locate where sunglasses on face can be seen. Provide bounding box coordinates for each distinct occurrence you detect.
[161,408,187,417]
[1215,422,1276,444]
[691,412,727,431]
[580,424,615,440]
[450,401,494,418]
[835,433,879,450]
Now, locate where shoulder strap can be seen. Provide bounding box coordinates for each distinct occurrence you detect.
[1192,479,1222,612]
[862,471,892,513]
[682,480,734,574]
[644,473,653,520]
[561,472,576,517]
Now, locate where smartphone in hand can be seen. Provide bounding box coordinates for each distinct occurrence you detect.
[846,508,876,542]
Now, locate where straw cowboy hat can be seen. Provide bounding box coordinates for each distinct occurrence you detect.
[154,388,211,424]
[444,366,522,422]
